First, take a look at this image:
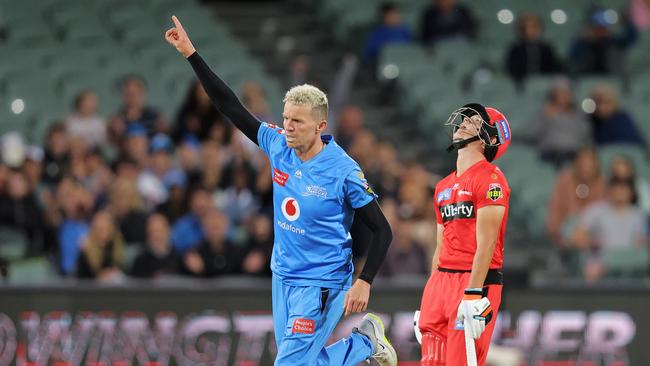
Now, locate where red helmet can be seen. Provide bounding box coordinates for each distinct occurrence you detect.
[485,107,511,161]
[445,103,511,162]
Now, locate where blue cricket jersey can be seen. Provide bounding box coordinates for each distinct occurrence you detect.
[258,122,377,289]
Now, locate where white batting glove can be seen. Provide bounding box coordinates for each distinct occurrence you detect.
[456,288,493,339]
[413,310,422,344]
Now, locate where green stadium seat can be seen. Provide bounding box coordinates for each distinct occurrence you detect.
[123,244,143,272]
[8,257,58,284]
[0,227,28,260]
[602,247,650,277]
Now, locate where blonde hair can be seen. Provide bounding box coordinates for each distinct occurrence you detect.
[83,211,124,274]
[283,84,328,120]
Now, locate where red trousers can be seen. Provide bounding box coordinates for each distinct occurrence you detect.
[419,270,503,366]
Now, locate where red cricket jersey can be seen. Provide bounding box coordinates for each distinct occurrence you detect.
[433,160,510,270]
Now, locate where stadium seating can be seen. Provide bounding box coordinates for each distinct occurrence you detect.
[0,0,283,144]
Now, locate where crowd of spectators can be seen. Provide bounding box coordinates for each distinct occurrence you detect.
[0,74,438,283]
[1,0,649,285]
[359,0,650,282]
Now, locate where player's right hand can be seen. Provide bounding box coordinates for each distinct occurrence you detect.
[165,15,196,58]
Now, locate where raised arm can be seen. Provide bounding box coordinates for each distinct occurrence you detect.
[165,15,261,144]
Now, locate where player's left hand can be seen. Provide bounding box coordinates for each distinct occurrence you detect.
[456,288,493,339]
[344,279,371,316]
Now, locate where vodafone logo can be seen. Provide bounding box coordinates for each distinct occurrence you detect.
[281,197,300,221]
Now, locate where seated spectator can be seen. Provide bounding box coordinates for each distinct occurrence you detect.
[241,214,273,276]
[131,213,180,278]
[241,81,274,123]
[177,135,202,182]
[65,90,107,148]
[525,78,592,168]
[173,81,229,143]
[171,188,214,254]
[109,178,148,244]
[420,0,476,46]
[609,155,650,215]
[629,0,650,30]
[348,130,378,170]
[108,75,167,142]
[82,147,113,201]
[0,169,45,254]
[42,122,70,186]
[506,13,564,85]
[142,133,187,203]
[198,142,225,191]
[181,209,242,277]
[547,148,607,247]
[119,123,150,169]
[364,140,402,199]
[57,178,93,275]
[336,105,365,150]
[215,159,259,226]
[156,170,189,224]
[379,199,428,277]
[77,210,125,281]
[568,9,638,75]
[589,84,647,148]
[363,3,413,64]
[572,177,648,282]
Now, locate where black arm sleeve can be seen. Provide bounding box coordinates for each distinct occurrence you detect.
[186,52,261,144]
[353,200,392,285]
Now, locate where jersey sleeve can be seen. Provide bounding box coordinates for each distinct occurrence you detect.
[344,167,378,209]
[257,122,285,156]
[433,184,443,225]
[474,167,510,209]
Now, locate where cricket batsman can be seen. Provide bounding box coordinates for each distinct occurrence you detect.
[418,103,511,365]
[165,16,397,366]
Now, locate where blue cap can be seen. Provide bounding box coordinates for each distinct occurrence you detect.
[182,134,201,150]
[163,169,187,188]
[150,133,174,154]
[126,123,147,137]
[590,10,610,27]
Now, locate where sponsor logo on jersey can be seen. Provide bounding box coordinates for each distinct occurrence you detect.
[281,197,300,221]
[440,201,475,222]
[452,183,460,190]
[437,188,452,203]
[294,169,302,178]
[264,122,284,134]
[363,182,375,196]
[277,220,305,235]
[487,183,503,201]
[303,185,327,199]
[273,168,289,186]
[292,318,315,334]
[458,190,473,196]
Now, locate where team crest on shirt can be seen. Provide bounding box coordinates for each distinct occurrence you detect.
[487,183,503,201]
[303,185,327,198]
[437,188,452,203]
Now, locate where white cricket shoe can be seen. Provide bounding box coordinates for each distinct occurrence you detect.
[353,313,398,366]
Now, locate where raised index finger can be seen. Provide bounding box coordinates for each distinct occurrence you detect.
[172,15,184,30]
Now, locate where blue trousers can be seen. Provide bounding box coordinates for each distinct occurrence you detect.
[272,275,374,365]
